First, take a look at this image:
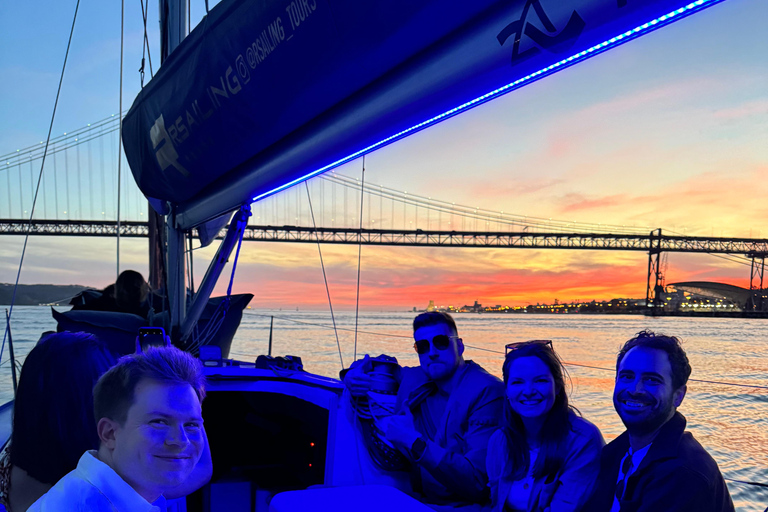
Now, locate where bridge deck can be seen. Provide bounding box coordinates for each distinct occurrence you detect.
[2,219,767,255]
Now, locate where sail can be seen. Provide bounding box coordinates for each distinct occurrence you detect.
[122,0,724,229]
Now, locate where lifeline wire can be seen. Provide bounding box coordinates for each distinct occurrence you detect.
[305,182,344,369]
[242,313,768,391]
[0,0,82,368]
[461,345,768,390]
[353,156,365,361]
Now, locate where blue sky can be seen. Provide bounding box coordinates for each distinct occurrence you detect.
[1,0,766,307]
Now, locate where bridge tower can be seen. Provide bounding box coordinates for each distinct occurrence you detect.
[645,228,665,315]
[747,252,767,312]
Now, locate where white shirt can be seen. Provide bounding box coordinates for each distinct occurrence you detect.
[27,451,167,512]
[610,443,652,512]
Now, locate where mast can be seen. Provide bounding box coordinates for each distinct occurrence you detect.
[154,0,188,333]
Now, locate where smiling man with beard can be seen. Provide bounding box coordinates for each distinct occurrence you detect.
[343,312,504,509]
[583,331,734,512]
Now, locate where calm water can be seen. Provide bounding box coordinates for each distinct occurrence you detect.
[2,307,767,510]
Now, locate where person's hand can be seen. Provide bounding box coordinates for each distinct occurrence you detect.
[343,360,373,398]
[383,408,421,454]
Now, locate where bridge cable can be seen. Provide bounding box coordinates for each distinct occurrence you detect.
[99,128,105,217]
[353,156,365,361]
[52,152,59,219]
[6,164,12,217]
[0,0,82,379]
[117,0,125,278]
[64,139,71,215]
[305,182,344,369]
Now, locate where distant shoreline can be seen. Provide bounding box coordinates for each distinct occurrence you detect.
[0,283,89,306]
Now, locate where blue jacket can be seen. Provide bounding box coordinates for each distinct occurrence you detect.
[396,361,505,506]
[582,412,734,512]
[486,414,604,512]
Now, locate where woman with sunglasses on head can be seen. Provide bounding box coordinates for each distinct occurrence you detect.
[486,341,604,512]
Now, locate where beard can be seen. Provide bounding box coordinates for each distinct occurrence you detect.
[614,389,675,436]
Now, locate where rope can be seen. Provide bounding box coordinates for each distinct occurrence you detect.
[353,156,365,362]
[305,182,344,369]
[187,212,248,352]
[0,0,82,369]
[139,0,154,87]
[116,0,125,279]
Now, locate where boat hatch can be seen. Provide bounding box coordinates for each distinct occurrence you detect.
[184,367,342,511]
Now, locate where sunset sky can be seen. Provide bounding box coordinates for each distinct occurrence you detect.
[1,0,766,309]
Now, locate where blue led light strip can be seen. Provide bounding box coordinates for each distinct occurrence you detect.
[253,0,724,202]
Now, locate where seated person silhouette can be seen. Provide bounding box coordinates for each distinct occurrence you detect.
[0,332,119,512]
[344,312,504,508]
[583,331,734,512]
[114,270,151,318]
[71,284,117,312]
[70,271,150,318]
[26,345,212,512]
[486,340,603,512]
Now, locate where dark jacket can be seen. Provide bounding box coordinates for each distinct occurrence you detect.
[396,361,505,507]
[582,412,734,512]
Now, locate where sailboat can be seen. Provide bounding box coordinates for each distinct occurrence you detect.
[4,0,739,510]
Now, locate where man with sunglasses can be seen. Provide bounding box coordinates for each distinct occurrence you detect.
[344,312,504,508]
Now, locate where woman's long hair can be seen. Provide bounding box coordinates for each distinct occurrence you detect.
[500,343,578,481]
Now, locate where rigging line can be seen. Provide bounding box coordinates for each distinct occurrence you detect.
[547,359,768,390]
[353,156,365,361]
[246,313,412,339]
[139,0,154,85]
[117,0,125,278]
[724,477,768,489]
[0,0,82,369]
[233,313,768,392]
[460,345,768,390]
[305,181,344,369]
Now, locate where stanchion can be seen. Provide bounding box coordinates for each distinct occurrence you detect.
[5,309,18,396]
[268,316,273,356]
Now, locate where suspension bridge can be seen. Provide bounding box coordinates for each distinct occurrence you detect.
[2,114,767,309]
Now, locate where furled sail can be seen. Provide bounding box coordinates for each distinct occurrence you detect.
[122,0,724,229]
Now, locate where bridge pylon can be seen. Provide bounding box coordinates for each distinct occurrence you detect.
[646,228,665,315]
[747,252,767,312]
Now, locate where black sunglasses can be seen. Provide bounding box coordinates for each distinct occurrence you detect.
[414,335,459,355]
[505,339,553,355]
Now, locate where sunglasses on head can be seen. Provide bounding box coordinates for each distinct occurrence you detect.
[505,339,553,355]
[414,335,459,355]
